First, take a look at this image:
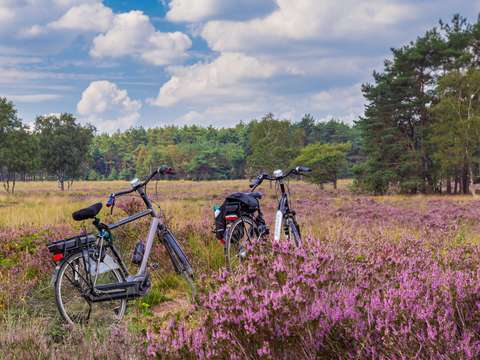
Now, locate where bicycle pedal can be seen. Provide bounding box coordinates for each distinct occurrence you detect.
[148,262,160,269]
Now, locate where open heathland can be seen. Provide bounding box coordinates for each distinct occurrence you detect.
[2,180,480,359]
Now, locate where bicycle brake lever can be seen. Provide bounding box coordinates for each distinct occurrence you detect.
[106,193,115,214]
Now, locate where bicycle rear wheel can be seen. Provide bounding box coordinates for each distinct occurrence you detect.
[225,216,258,272]
[55,251,127,325]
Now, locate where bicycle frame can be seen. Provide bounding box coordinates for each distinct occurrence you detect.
[273,180,292,241]
[104,185,160,277]
[250,167,310,242]
[70,175,192,303]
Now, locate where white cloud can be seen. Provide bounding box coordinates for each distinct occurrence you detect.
[48,3,114,32]
[0,0,99,37]
[77,80,142,132]
[0,6,14,24]
[166,0,274,22]
[90,10,191,65]
[311,84,365,124]
[150,52,278,107]
[3,94,62,103]
[166,0,220,22]
[201,0,417,52]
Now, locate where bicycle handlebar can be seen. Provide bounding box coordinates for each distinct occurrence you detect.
[249,166,311,190]
[106,165,175,207]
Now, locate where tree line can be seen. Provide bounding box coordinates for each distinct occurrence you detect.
[355,15,480,195]
[5,15,476,195]
[0,101,359,193]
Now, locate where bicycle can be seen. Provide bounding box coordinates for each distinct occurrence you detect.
[47,166,195,325]
[249,166,311,246]
[217,191,269,271]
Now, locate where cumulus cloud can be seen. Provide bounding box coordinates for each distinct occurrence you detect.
[48,3,114,32]
[166,0,220,22]
[0,7,14,24]
[201,0,417,52]
[166,0,274,22]
[0,0,99,37]
[90,10,192,65]
[150,52,278,107]
[311,84,365,123]
[77,80,142,133]
[3,2,191,67]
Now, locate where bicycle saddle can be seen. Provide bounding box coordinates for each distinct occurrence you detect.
[72,202,103,221]
[248,192,262,199]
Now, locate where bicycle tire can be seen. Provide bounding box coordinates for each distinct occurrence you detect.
[163,230,196,301]
[286,217,301,246]
[224,216,259,272]
[55,251,127,326]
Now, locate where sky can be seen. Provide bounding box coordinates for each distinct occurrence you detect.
[1,0,479,133]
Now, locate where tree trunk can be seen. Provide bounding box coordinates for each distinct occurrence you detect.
[463,164,469,194]
[446,177,452,194]
[469,164,477,197]
[454,176,459,194]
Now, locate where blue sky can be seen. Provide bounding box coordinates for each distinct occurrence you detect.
[1,0,479,132]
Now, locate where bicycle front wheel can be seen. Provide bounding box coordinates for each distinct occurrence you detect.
[286,217,301,246]
[225,216,258,272]
[163,230,196,301]
[55,251,127,326]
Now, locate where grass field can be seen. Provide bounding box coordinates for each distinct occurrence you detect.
[2,180,480,358]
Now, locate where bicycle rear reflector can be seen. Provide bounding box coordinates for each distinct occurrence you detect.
[52,253,64,262]
[225,214,239,221]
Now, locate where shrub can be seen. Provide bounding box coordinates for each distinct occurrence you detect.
[148,226,480,359]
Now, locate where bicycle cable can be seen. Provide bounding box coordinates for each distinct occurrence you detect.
[153,179,167,225]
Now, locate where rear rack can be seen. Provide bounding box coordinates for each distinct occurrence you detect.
[47,234,97,255]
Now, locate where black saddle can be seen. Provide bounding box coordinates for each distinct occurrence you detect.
[72,202,102,221]
[248,192,262,199]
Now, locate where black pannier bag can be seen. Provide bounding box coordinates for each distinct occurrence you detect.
[226,192,259,213]
[214,192,260,240]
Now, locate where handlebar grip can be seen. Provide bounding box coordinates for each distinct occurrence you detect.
[106,193,115,207]
[296,166,312,173]
[250,173,267,188]
[158,165,175,175]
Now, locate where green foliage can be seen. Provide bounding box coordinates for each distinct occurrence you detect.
[0,98,37,193]
[1,93,362,183]
[430,69,480,194]
[294,143,351,189]
[247,113,304,174]
[355,15,480,194]
[35,113,94,190]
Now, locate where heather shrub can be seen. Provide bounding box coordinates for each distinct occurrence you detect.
[0,225,74,310]
[0,316,146,360]
[148,223,480,359]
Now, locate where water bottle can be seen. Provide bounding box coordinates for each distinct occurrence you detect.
[132,240,145,265]
[213,205,221,218]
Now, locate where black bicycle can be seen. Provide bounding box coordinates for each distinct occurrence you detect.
[250,166,311,246]
[214,191,268,271]
[47,166,194,325]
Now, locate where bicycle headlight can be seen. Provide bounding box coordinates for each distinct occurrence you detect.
[130,178,141,188]
[273,169,283,178]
